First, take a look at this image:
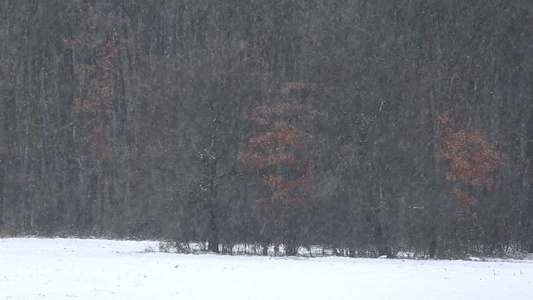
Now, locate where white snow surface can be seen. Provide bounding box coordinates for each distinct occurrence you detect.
[1,238,532,300]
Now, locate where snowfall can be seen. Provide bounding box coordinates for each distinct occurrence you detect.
[1,238,532,300]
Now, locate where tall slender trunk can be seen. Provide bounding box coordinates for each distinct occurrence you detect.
[207,204,219,253]
[206,157,220,253]
[0,162,4,227]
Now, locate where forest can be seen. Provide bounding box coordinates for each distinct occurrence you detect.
[0,0,532,258]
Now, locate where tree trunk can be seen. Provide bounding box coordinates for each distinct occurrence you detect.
[262,244,269,256]
[375,224,392,258]
[428,237,438,259]
[0,163,4,227]
[206,157,220,253]
[207,207,219,253]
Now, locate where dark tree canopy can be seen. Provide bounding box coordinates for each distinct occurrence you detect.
[0,0,532,258]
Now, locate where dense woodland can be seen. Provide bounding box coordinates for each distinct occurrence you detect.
[1,0,532,258]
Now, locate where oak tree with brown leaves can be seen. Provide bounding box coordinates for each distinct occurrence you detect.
[240,86,320,255]
[436,114,501,219]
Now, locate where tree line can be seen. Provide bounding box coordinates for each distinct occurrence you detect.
[1,0,532,258]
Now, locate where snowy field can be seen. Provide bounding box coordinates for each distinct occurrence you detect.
[1,238,532,300]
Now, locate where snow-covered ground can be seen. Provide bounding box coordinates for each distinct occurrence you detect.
[1,238,532,299]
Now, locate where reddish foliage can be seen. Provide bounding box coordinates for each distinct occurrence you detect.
[453,189,477,206]
[441,130,500,190]
[240,101,316,246]
[434,114,454,137]
[251,103,323,120]
[248,123,305,148]
[238,152,302,170]
[67,20,124,162]
[436,114,501,218]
